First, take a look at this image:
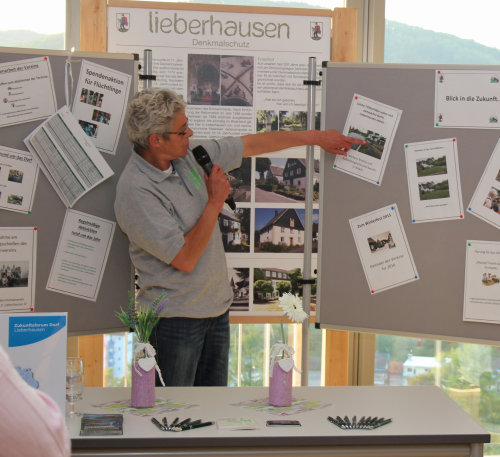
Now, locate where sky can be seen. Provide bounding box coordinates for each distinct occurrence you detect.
[1,0,499,50]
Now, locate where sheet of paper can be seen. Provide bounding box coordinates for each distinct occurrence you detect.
[24,106,114,208]
[333,94,402,185]
[71,60,131,155]
[349,204,419,294]
[46,209,115,301]
[0,227,37,312]
[0,146,39,214]
[0,313,67,414]
[463,240,500,324]
[468,138,500,230]
[0,56,57,127]
[435,69,500,129]
[404,138,464,223]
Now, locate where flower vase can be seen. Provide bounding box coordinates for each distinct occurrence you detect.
[269,361,293,407]
[131,360,156,408]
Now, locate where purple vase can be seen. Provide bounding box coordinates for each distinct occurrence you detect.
[269,362,293,407]
[131,363,155,408]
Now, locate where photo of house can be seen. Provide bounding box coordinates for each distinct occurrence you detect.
[218,207,250,253]
[228,267,249,311]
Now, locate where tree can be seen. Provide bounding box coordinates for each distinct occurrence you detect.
[253,279,273,299]
[256,157,272,180]
[276,281,291,296]
[288,268,303,295]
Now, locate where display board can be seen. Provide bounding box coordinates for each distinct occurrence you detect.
[0,47,137,335]
[317,62,500,343]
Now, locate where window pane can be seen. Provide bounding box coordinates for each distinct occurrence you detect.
[375,335,500,454]
[385,0,499,64]
[0,0,65,50]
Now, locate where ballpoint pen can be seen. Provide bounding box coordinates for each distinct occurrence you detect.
[180,421,215,431]
[178,418,191,427]
[162,417,168,428]
[371,418,392,429]
[151,417,166,431]
[171,417,179,427]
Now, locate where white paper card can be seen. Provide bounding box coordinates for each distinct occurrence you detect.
[404,138,464,223]
[463,240,500,324]
[24,106,114,208]
[0,313,67,414]
[0,146,39,214]
[0,56,57,127]
[72,60,131,155]
[468,138,500,230]
[46,209,115,301]
[334,94,402,185]
[349,204,419,294]
[0,227,37,313]
[435,69,500,129]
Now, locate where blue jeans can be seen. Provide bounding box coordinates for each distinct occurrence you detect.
[150,310,229,387]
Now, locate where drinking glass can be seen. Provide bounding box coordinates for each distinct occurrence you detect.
[66,357,84,417]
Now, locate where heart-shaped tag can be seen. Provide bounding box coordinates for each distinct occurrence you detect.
[278,357,294,373]
[138,356,156,372]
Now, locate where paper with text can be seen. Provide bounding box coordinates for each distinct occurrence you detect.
[464,240,500,324]
[349,204,419,294]
[0,227,37,312]
[435,69,500,129]
[334,94,402,185]
[0,56,57,127]
[0,146,39,214]
[24,106,114,208]
[46,209,115,301]
[404,138,464,223]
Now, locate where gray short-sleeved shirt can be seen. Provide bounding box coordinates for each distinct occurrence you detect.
[114,137,244,317]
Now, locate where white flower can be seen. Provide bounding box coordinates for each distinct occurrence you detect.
[278,292,308,323]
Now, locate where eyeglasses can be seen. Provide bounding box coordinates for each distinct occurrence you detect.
[165,119,190,136]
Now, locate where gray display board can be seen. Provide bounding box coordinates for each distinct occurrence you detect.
[317,62,500,343]
[0,48,137,335]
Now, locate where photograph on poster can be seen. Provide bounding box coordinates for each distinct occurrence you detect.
[349,204,419,294]
[219,207,250,253]
[188,54,254,107]
[80,88,104,107]
[255,157,319,203]
[463,240,500,324]
[468,138,500,229]
[254,208,318,254]
[334,94,402,185]
[253,264,314,313]
[0,261,29,288]
[256,110,278,133]
[92,109,111,125]
[7,169,23,183]
[405,139,463,223]
[228,267,250,312]
[79,120,98,138]
[228,157,251,203]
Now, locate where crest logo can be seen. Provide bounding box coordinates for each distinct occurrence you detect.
[117,13,130,32]
[311,22,323,40]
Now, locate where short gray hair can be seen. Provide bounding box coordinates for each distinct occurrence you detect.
[125,88,186,153]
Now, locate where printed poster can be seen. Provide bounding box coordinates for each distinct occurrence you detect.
[435,69,500,129]
[349,204,419,294]
[0,313,67,414]
[46,209,115,302]
[468,138,500,230]
[0,227,37,313]
[463,240,500,324]
[0,145,39,214]
[404,138,464,223]
[0,56,57,127]
[334,94,402,185]
[108,6,330,316]
[72,60,131,155]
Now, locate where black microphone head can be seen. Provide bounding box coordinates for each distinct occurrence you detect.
[192,145,213,175]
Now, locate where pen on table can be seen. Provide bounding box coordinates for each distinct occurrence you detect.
[344,416,351,429]
[178,418,191,426]
[151,417,166,431]
[371,418,392,429]
[188,419,202,427]
[171,417,179,426]
[327,416,340,427]
[162,417,168,428]
[335,416,346,428]
[352,416,357,429]
[181,421,215,431]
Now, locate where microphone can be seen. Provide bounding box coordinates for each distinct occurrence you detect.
[192,145,236,211]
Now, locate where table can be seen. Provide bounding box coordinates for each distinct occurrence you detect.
[69,385,490,457]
